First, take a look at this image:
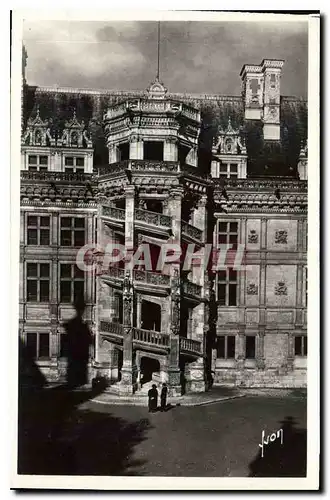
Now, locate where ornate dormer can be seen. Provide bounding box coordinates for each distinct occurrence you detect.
[57,110,93,148]
[213,118,246,156]
[146,76,168,100]
[211,118,247,179]
[21,107,55,147]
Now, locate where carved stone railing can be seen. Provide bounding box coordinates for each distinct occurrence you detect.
[102,206,126,220]
[182,280,202,298]
[133,270,170,287]
[130,160,179,172]
[132,327,169,348]
[98,161,128,176]
[181,221,203,242]
[100,321,124,337]
[214,178,308,192]
[100,266,125,280]
[135,208,171,228]
[179,337,202,355]
[20,171,94,183]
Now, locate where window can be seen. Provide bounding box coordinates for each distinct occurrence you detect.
[60,264,85,303]
[216,335,236,359]
[64,156,85,172]
[26,332,50,359]
[27,215,50,245]
[217,269,238,306]
[118,142,129,161]
[60,334,69,357]
[218,221,238,248]
[219,163,238,179]
[113,292,123,323]
[143,141,164,161]
[245,336,256,359]
[28,154,49,172]
[60,217,85,247]
[26,263,50,302]
[295,336,307,357]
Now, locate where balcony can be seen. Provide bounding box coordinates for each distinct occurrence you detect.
[99,321,202,357]
[182,280,202,299]
[181,221,203,243]
[132,327,169,348]
[102,206,126,221]
[99,267,170,293]
[179,337,202,356]
[135,208,171,229]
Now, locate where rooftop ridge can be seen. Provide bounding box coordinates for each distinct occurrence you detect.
[32,85,306,104]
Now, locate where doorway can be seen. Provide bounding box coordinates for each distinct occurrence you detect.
[140,356,160,385]
[141,300,161,331]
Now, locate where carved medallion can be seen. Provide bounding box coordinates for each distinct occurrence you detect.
[275,230,288,244]
[246,283,258,295]
[275,281,288,296]
[248,229,259,244]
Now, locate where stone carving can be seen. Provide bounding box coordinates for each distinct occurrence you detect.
[246,283,258,295]
[21,107,55,147]
[248,229,259,244]
[275,230,288,244]
[123,271,133,327]
[275,281,288,296]
[171,269,181,335]
[212,117,246,156]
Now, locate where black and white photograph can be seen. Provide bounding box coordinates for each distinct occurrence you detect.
[10,9,320,490]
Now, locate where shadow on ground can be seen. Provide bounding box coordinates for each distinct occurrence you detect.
[18,338,151,476]
[248,416,307,477]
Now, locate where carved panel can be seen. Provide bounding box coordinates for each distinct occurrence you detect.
[248,229,258,244]
[275,281,288,296]
[275,230,288,244]
[246,283,258,295]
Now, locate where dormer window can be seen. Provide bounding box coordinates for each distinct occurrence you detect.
[219,163,238,179]
[28,154,49,172]
[143,141,164,161]
[64,156,85,173]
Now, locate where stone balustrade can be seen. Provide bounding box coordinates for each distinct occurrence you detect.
[132,327,169,347]
[21,171,94,182]
[100,321,124,336]
[179,337,202,355]
[182,280,202,298]
[133,270,170,286]
[102,206,126,220]
[181,220,203,242]
[135,208,172,228]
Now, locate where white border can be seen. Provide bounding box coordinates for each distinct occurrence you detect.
[10,10,320,491]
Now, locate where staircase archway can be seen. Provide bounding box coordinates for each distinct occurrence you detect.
[140,356,160,386]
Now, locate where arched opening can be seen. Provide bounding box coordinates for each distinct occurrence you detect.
[140,356,160,385]
[141,300,161,331]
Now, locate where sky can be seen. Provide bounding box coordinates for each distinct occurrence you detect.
[22,20,308,97]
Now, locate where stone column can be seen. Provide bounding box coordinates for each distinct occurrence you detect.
[166,188,183,396]
[287,332,295,371]
[163,137,178,161]
[129,135,143,160]
[108,144,118,164]
[236,328,245,370]
[256,328,265,369]
[119,272,136,395]
[125,185,135,255]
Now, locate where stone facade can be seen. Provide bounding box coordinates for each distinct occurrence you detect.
[19,54,308,392]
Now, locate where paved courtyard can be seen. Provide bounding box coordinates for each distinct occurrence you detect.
[18,386,306,477]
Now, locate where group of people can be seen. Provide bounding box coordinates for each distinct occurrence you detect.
[147,383,168,413]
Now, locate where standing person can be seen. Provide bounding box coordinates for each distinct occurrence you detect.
[160,383,168,412]
[148,384,158,413]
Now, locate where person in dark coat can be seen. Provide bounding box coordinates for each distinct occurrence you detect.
[148,384,158,412]
[160,383,168,412]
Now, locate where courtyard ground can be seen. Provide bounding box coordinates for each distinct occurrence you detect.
[18,384,306,477]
